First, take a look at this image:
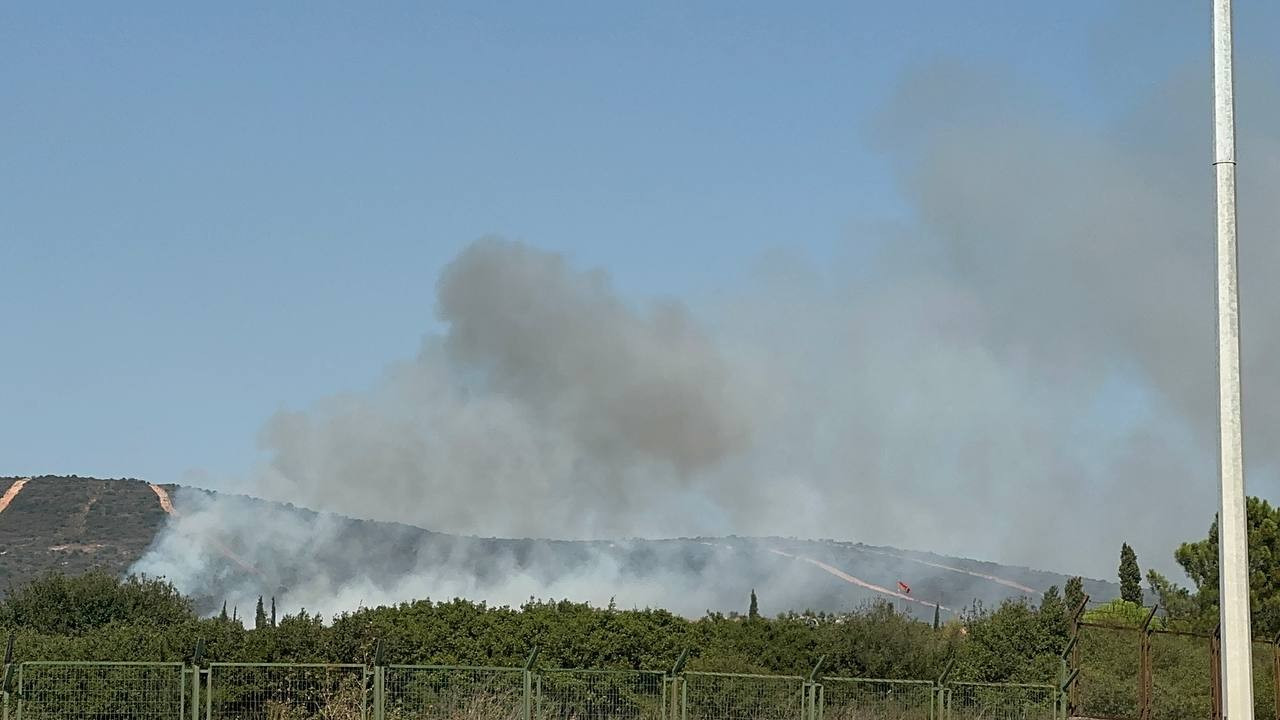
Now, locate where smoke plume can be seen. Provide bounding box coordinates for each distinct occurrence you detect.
[132,57,1280,618]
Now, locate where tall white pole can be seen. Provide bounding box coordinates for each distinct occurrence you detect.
[1212,1,1254,718]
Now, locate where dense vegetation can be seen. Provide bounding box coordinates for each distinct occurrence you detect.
[6,483,1280,720]
[0,572,1067,684]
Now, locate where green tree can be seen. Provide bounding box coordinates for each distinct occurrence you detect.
[219,601,228,622]
[749,590,759,621]
[933,603,941,630]
[954,600,1059,682]
[0,572,195,634]
[1175,497,1280,636]
[1038,585,1066,644]
[1119,543,1143,604]
[1145,570,1202,630]
[270,597,277,628]
[1064,576,1085,614]
[255,596,267,629]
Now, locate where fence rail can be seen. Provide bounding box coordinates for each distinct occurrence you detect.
[821,677,936,720]
[1064,597,1280,720]
[0,659,1067,720]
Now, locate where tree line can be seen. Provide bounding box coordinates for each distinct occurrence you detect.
[4,496,1280,690]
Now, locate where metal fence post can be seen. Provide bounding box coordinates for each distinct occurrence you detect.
[1068,595,1088,715]
[522,646,540,720]
[669,650,689,720]
[1211,625,1223,720]
[680,672,687,720]
[371,639,385,720]
[806,656,825,720]
[2,634,13,720]
[1059,669,1080,720]
[936,659,954,720]
[190,639,204,720]
[1272,633,1280,720]
[1058,636,1077,720]
[1138,606,1157,720]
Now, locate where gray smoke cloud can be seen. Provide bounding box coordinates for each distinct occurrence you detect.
[252,237,753,540]
[132,55,1280,617]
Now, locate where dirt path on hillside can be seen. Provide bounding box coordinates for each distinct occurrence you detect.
[149,483,176,514]
[770,549,951,612]
[0,478,30,516]
[148,483,268,582]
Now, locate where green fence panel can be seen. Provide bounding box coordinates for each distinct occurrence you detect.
[1149,632,1212,720]
[16,662,186,720]
[382,666,525,720]
[205,663,368,720]
[945,683,1056,720]
[536,669,666,720]
[820,678,934,720]
[1252,641,1276,720]
[1077,625,1141,720]
[682,672,805,720]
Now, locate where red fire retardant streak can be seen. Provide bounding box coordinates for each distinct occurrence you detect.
[149,483,269,582]
[0,478,29,515]
[769,549,950,611]
[856,546,1037,595]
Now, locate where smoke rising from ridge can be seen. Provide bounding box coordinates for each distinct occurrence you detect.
[132,59,1280,617]
[253,237,752,539]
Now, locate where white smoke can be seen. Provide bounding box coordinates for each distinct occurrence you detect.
[132,56,1280,617]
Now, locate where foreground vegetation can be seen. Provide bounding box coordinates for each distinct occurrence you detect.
[7,496,1280,720]
[0,572,1064,683]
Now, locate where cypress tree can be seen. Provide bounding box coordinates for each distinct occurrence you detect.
[270,597,277,628]
[219,601,228,622]
[933,603,941,630]
[255,596,267,628]
[749,589,759,621]
[1119,543,1143,604]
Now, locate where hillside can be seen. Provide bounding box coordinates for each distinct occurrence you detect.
[0,475,1117,617]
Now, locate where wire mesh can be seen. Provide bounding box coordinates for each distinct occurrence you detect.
[382,666,526,720]
[946,683,1056,720]
[820,678,934,720]
[537,670,666,720]
[206,663,368,720]
[1252,641,1276,720]
[682,672,805,720]
[16,662,186,720]
[1077,624,1140,720]
[1149,631,1211,720]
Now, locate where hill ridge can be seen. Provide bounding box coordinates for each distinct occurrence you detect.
[0,475,1117,617]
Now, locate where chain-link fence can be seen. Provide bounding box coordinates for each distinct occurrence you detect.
[682,672,808,720]
[205,663,368,720]
[1149,631,1212,720]
[0,657,1091,720]
[15,662,186,720]
[537,669,666,720]
[1255,641,1278,720]
[1060,598,1280,720]
[821,677,935,720]
[382,666,526,720]
[945,683,1056,720]
[1075,624,1141,719]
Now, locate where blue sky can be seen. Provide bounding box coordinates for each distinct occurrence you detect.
[3,1,1278,548]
